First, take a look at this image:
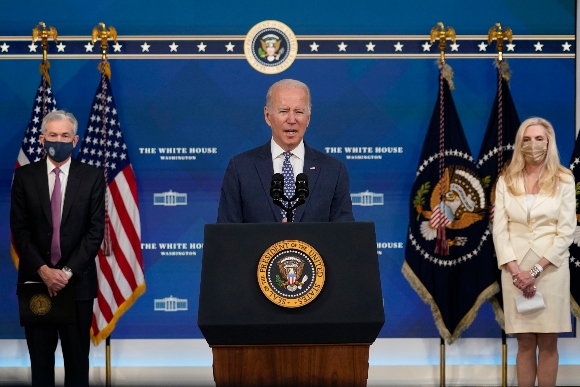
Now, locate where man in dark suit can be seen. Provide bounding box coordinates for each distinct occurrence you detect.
[217,79,354,223]
[10,110,105,387]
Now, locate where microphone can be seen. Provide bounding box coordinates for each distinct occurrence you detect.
[295,173,309,200]
[270,173,284,200]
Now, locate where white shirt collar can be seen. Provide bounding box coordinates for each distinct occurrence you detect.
[46,157,72,176]
[270,139,305,161]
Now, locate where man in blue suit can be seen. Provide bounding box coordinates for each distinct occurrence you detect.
[217,79,354,223]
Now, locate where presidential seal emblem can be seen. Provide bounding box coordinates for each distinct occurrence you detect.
[30,294,51,315]
[257,240,324,308]
[48,146,56,157]
[244,20,298,74]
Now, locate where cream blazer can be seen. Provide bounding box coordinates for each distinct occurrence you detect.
[493,175,575,268]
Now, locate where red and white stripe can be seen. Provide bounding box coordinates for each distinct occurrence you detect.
[91,165,145,345]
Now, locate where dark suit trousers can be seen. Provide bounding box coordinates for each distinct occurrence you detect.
[25,300,94,387]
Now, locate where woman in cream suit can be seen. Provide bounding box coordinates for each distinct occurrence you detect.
[493,117,575,387]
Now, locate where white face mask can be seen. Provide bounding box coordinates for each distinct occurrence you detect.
[522,141,547,165]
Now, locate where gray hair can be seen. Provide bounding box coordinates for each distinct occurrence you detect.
[41,110,78,136]
[266,79,312,112]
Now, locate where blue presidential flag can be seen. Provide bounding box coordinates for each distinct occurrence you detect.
[403,64,499,344]
[569,133,580,319]
[476,63,521,326]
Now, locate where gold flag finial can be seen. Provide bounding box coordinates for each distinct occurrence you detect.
[430,22,456,63]
[32,22,58,85]
[91,22,117,79]
[32,22,58,62]
[488,23,513,62]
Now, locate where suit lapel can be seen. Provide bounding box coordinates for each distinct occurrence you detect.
[531,189,550,211]
[295,143,320,222]
[34,159,52,225]
[61,159,81,225]
[254,143,282,221]
[514,180,527,214]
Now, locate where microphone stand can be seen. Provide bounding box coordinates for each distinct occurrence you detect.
[272,195,306,223]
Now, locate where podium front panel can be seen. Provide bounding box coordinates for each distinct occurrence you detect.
[198,221,384,345]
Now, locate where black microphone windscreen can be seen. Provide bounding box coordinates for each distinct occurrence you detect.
[270,173,284,200]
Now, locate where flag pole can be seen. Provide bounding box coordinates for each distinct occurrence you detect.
[91,22,118,387]
[440,337,446,387]
[430,25,453,387]
[501,331,507,386]
[106,336,111,387]
[488,23,513,387]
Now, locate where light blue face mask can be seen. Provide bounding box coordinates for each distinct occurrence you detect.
[44,140,74,163]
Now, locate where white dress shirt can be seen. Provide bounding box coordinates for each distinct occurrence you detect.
[271,139,305,178]
[46,157,71,219]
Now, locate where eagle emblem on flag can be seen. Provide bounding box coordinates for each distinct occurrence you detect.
[415,165,486,253]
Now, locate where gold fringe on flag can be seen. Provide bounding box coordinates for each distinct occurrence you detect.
[402,261,500,344]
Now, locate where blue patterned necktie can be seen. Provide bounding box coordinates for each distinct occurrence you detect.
[282,152,295,219]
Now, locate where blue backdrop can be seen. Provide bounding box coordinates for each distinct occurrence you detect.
[0,0,575,341]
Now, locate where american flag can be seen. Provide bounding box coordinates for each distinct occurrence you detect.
[78,72,146,346]
[11,73,57,268]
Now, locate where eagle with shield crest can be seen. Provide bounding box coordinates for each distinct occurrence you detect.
[276,256,305,292]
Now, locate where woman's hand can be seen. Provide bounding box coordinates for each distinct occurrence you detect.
[513,271,535,293]
[523,284,537,299]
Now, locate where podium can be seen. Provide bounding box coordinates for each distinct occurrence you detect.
[198,222,384,386]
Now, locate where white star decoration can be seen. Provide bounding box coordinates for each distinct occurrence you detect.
[141,42,150,52]
[416,151,476,177]
[366,42,375,52]
[113,42,122,52]
[478,42,488,51]
[562,42,572,51]
[394,42,403,52]
[28,43,38,52]
[56,42,66,52]
[534,42,543,51]
[1,42,9,52]
[338,42,347,52]
[169,42,179,52]
[197,42,207,52]
[450,42,459,51]
[225,42,235,52]
[408,231,489,266]
[476,144,514,166]
[422,42,431,52]
[310,42,319,52]
[84,42,94,52]
[506,43,516,51]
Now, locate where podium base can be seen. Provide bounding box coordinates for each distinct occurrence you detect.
[212,344,370,387]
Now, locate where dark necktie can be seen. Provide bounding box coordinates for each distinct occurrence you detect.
[282,152,295,219]
[50,167,62,265]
